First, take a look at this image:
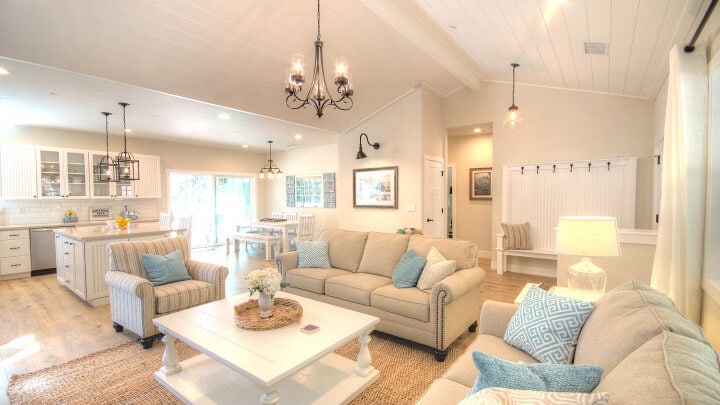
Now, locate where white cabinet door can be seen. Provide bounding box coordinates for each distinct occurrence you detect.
[37,148,89,199]
[89,151,133,199]
[134,155,161,198]
[0,145,37,199]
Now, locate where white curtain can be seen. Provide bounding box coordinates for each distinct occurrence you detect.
[651,45,708,323]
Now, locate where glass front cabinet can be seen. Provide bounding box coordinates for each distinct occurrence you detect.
[36,148,89,199]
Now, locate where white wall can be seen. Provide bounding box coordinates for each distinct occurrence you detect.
[266,142,339,238]
[444,82,655,270]
[447,134,493,257]
[337,88,424,232]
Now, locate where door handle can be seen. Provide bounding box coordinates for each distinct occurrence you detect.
[426,218,434,222]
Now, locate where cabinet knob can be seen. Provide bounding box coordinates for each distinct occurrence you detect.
[10,264,20,267]
[65,265,70,268]
[9,234,19,237]
[10,247,19,250]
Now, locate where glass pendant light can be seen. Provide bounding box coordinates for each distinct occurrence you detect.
[504,63,522,129]
[115,102,140,181]
[94,112,118,183]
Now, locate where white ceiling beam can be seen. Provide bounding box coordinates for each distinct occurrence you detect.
[358,0,482,90]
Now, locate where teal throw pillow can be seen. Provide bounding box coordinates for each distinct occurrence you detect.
[297,241,331,269]
[504,286,595,363]
[141,250,191,286]
[392,250,427,288]
[467,351,603,397]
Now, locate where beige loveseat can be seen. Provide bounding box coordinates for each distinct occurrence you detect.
[275,229,485,361]
[416,280,720,404]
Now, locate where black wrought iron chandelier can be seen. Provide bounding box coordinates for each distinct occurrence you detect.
[258,141,283,179]
[94,112,118,183]
[284,0,353,118]
[116,102,140,181]
[504,63,522,129]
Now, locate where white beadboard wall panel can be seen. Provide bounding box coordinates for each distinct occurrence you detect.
[501,157,637,252]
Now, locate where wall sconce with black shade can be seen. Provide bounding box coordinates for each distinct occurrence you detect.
[356,133,380,159]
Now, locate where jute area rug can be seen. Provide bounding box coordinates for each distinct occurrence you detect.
[7,332,463,405]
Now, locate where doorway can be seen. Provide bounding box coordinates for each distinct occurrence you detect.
[168,172,255,247]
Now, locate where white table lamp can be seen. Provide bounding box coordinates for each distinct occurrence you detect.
[556,216,620,295]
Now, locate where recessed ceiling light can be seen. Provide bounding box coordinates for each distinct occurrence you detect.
[294,134,302,140]
[241,144,249,148]
[124,128,132,133]
[218,113,230,120]
[0,67,10,75]
[473,128,481,133]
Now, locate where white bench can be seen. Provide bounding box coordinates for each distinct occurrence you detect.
[226,232,281,261]
[495,234,556,275]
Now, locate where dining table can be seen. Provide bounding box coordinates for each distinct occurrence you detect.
[236,218,298,253]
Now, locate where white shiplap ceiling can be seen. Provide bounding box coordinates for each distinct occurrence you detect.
[0,0,712,149]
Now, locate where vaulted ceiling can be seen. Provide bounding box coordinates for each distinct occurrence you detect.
[0,0,712,150]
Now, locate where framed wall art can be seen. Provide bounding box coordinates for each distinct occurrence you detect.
[469,167,492,200]
[353,166,398,208]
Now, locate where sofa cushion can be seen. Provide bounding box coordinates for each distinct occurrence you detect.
[325,273,392,306]
[357,232,410,278]
[319,229,368,272]
[594,331,720,404]
[505,286,595,364]
[460,388,608,405]
[574,280,708,374]
[443,334,539,388]
[392,250,426,288]
[154,279,214,314]
[296,241,331,269]
[285,268,353,294]
[408,235,478,270]
[371,284,430,322]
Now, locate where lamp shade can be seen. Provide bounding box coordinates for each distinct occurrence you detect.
[556,216,620,257]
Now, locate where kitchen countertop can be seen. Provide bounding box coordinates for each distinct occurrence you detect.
[0,218,159,231]
[54,222,186,242]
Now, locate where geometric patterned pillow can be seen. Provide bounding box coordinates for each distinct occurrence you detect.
[416,259,456,291]
[459,388,609,405]
[504,287,595,363]
[296,241,331,269]
[501,222,532,250]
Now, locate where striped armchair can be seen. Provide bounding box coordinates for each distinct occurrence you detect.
[105,236,228,349]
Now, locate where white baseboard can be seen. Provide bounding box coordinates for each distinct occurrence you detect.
[505,264,556,278]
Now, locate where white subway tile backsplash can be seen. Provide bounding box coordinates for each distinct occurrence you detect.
[0,198,160,225]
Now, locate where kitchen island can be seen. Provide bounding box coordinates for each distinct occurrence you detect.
[54,223,186,306]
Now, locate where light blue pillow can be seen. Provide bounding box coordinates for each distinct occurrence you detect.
[296,241,331,269]
[467,351,603,397]
[504,286,596,363]
[141,250,191,286]
[392,250,427,288]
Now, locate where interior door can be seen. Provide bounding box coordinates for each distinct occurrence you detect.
[423,157,445,238]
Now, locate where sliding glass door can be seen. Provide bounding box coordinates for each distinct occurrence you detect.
[169,172,255,247]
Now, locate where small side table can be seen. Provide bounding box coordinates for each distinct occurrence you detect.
[514,283,602,304]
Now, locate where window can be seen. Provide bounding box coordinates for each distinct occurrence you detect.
[295,174,323,208]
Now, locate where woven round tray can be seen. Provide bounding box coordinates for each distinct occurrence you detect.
[234,297,303,330]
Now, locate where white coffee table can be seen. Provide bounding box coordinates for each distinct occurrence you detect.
[153,292,380,404]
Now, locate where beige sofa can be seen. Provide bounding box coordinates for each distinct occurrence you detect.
[416,280,720,404]
[275,229,485,361]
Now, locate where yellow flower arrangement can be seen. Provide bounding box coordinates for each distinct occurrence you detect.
[115,216,131,230]
[63,209,77,217]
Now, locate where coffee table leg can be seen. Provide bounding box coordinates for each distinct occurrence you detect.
[259,385,279,405]
[159,332,182,376]
[355,332,375,377]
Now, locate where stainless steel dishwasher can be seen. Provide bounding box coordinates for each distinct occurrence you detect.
[30,227,60,271]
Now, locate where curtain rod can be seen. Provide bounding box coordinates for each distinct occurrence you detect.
[685,0,718,53]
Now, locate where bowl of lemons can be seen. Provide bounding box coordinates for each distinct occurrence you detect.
[114,216,131,230]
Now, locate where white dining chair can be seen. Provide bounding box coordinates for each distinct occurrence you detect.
[174,214,193,247]
[290,214,315,249]
[284,212,298,221]
[271,212,284,219]
[159,212,172,227]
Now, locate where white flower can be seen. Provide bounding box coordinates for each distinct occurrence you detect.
[245,267,284,297]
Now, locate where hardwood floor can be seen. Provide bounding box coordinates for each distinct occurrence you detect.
[0,247,553,403]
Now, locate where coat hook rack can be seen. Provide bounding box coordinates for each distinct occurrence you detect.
[588,162,592,172]
[521,166,524,175]
[570,163,574,173]
[536,165,540,174]
[552,164,556,173]
[607,161,611,171]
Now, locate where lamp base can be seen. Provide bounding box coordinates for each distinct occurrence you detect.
[567,257,607,296]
